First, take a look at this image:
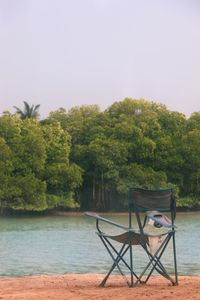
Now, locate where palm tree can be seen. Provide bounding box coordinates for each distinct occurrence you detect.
[14,101,40,119]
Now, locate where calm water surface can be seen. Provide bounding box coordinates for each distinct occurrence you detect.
[0,213,199,277]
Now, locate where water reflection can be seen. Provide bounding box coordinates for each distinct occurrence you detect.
[0,213,199,277]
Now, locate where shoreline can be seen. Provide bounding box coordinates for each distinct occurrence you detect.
[54,210,200,216]
[1,210,200,218]
[0,274,199,300]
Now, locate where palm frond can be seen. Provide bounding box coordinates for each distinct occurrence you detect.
[13,101,40,119]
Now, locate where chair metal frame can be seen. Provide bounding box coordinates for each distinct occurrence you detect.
[86,187,178,287]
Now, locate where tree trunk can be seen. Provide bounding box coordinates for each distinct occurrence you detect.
[101,171,105,209]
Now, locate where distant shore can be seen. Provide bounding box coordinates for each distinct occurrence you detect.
[54,210,200,216]
[0,274,199,300]
[1,208,200,218]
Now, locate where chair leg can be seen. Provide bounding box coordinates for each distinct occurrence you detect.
[99,236,131,287]
[103,237,141,282]
[98,233,142,287]
[135,234,176,286]
[145,236,175,284]
[172,233,178,285]
[129,244,134,287]
[152,233,178,285]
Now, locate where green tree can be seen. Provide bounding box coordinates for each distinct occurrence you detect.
[3,98,200,212]
[0,136,14,212]
[186,112,200,131]
[182,129,200,197]
[0,115,47,211]
[0,114,82,212]
[42,122,82,208]
[87,136,128,209]
[117,163,168,194]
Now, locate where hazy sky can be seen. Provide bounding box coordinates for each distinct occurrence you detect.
[0,0,200,118]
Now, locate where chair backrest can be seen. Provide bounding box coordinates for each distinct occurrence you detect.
[128,187,176,232]
[128,187,175,212]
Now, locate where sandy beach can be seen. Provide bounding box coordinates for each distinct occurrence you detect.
[0,274,199,300]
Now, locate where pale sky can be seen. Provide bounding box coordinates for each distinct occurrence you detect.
[0,0,200,119]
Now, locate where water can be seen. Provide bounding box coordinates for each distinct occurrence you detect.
[0,213,199,277]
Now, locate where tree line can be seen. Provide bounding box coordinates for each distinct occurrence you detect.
[0,98,200,213]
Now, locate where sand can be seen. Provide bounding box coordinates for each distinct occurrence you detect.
[0,274,199,300]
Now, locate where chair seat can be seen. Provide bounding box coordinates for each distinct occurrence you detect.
[97,231,145,245]
[97,230,168,246]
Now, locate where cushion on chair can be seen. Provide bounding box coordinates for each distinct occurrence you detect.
[146,210,174,228]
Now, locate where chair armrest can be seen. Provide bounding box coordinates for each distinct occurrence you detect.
[85,211,130,231]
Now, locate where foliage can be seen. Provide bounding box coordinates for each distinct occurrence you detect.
[1,98,200,212]
[0,114,82,212]
[176,196,200,208]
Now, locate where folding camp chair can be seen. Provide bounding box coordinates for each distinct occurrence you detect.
[85,187,178,287]
[128,188,178,286]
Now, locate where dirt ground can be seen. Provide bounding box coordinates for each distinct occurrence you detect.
[0,274,199,300]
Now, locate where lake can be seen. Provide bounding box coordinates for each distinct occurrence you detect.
[0,213,199,277]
